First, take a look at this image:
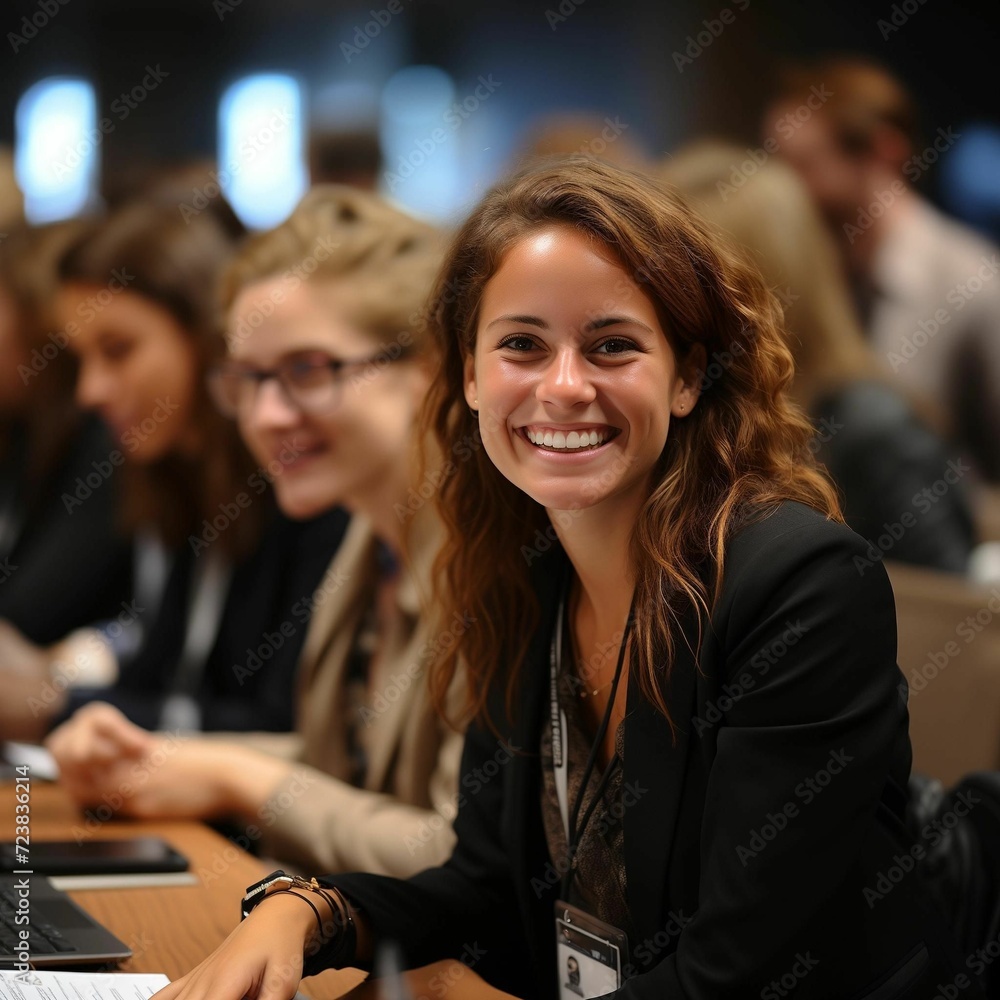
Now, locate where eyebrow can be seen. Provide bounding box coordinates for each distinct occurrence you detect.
[485,313,655,334]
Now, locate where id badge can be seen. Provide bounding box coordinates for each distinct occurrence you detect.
[555,900,628,999]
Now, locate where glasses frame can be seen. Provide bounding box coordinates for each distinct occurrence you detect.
[207,349,408,418]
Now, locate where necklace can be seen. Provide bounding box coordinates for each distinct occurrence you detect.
[565,587,620,699]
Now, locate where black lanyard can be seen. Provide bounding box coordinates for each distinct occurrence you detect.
[550,581,634,900]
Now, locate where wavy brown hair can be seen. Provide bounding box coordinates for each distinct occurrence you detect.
[425,156,842,731]
[58,197,260,557]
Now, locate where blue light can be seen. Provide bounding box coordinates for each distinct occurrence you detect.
[939,123,1000,241]
[218,74,307,230]
[379,65,461,222]
[15,78,100,223]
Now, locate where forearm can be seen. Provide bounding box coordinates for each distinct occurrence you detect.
[258,766,456,876]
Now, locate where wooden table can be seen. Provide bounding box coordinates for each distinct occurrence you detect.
[2,781,517,999]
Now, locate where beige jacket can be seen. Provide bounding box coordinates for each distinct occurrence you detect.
[234,506,464,877]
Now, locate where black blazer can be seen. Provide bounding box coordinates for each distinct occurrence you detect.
[328,501,980,999]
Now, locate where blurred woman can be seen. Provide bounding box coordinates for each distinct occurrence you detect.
[1,197,345,741]
[47,186,463,876]
[0,221,134,735]
[659,141,976,573]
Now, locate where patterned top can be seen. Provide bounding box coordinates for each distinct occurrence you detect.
[540,658,633,943]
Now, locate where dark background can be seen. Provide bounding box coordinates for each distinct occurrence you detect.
[1,0,995,213]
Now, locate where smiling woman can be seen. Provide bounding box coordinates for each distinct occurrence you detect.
[150,159,981,1000]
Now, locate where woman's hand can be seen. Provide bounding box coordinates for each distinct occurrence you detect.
[151,891,320,1000]
[46,702,294,820]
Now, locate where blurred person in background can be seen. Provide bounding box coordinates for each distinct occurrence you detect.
[661,141,976,574]
[46,186,463,877]
[0,221,134,721]
[762,56,1000,486]
[308,129,382,190]
[517,111,650,174]
[0,196,346,742]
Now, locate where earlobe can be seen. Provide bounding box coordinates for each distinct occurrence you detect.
[463,354,478,411]
[674,342,706,417]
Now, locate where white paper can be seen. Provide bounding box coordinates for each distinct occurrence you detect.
[0,969,170,999]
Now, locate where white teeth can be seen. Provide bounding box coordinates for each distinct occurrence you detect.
[525,428,610,450]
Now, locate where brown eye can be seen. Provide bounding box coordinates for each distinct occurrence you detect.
[498,335,538,352]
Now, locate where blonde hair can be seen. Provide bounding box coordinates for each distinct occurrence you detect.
[220,185,444,355]
[658,140,891,412]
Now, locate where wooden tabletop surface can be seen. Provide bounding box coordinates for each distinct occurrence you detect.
[1,780,517,999]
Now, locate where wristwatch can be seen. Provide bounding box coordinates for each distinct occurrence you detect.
[241,869,325,919]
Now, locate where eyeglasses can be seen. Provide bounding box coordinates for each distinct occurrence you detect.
[207,350,406,417]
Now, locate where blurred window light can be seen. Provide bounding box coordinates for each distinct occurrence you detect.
[15,77,100,224]
[379,65,460,222]
[218,74,307,230]
[939,124,1000,241]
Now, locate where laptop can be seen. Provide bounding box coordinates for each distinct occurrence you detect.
[0,874,131,968]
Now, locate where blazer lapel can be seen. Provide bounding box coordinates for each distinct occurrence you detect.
[623,602,700,942]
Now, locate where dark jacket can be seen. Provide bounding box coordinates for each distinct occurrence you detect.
[0,416,132,644]
[56,505,349,733]
[813,380,976,575]
[326,501,979,998]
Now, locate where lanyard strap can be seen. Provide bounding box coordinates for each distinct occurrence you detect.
[550,581,634,899]
[159,549,231,732]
